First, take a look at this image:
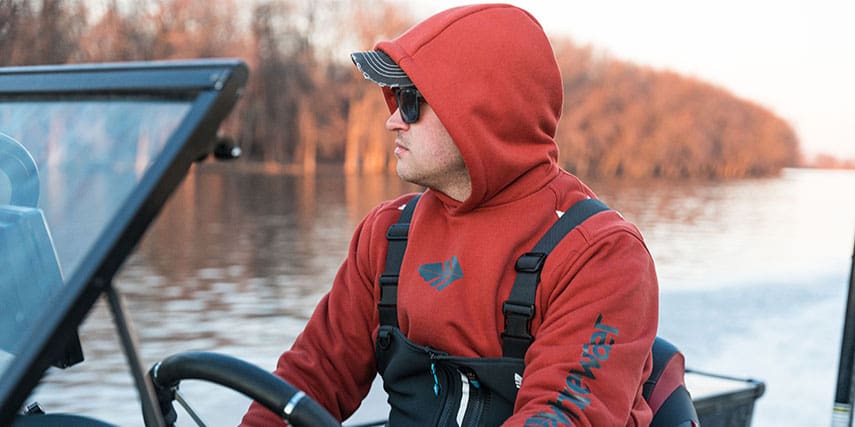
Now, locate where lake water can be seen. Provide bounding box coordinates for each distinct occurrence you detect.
[28,166,855,426]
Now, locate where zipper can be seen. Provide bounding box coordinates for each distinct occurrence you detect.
[459,368,488,427]
[430,359,492,426]
[430,351,457,427]
[468,384,490,427]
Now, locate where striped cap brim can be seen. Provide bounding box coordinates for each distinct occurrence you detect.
[350,50,413,88]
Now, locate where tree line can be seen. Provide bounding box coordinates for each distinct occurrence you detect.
[0,0,802,179]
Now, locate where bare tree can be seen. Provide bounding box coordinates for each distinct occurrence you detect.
[0,0,86,66]
[0,0,803,178]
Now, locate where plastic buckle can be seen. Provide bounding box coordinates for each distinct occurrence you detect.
[378,274,399,286]
[502,301,534,357]
[378,275,398,300]
[503,301,535,318]
[515,252,547,273]
[386,223,410,240]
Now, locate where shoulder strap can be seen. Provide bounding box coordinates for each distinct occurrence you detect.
[378,193,422,328]
[501,198,610,358]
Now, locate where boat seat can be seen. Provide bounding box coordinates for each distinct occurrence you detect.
[644,337,700,427]
[0,206,65,357]
[0,133,64,357]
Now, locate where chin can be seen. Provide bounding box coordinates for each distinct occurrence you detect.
[396,165,409,181]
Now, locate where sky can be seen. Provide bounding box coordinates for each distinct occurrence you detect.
[412,0,855,160]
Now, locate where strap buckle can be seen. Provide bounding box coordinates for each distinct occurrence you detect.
[386,223,410,240]
[515,252,547,273]
[378,274,399,286]
[378,274,399,303]
[503,301,535,318]
[502,301,534,357]
[502,301,534,339]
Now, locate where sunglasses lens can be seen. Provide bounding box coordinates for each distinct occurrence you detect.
[397,88,421,123]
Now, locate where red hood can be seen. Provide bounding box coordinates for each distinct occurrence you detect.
[375,4,563,213]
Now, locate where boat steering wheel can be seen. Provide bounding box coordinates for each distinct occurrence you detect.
[149,352,340,427]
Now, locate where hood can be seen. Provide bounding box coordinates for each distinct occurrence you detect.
[375,4,563,213]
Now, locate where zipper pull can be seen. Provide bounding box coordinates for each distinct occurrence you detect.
[464,369,481,389]
[429,353,441,397]
[430,361,441,396]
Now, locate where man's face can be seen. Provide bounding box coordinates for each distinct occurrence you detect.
[385,102,470,201]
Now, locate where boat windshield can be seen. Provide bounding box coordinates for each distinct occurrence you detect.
[0,60,247,423]
[0,97,191,371]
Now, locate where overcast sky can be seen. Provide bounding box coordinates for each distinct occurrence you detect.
[413,1,855,160]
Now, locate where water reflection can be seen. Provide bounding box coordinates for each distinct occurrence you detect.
[594,170,855,290]
[27,167,855,426]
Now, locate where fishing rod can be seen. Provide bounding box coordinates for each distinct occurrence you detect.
[833,231,855,426]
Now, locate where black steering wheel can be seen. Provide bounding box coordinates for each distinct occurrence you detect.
[149,352,340,427]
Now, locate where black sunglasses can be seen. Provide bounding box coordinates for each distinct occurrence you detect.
[393,86,425,124]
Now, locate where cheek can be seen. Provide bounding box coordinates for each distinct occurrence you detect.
[438,133,463,164]
[431,138,465,170]
[424,124,455,153]
[440,143,464,164]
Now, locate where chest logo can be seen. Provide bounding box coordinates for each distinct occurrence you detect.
[418,256,463,290]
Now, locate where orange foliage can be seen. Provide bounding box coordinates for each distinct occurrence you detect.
[0,0,802,179]
[553,38,800,179]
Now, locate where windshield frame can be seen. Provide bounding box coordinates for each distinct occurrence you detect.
[0,59,247,424]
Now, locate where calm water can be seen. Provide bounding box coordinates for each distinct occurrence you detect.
[28,166,855,426]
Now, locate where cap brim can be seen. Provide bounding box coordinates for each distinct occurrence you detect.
[351,50,413,88]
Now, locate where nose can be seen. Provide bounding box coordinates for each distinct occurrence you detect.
[385,108,408,131]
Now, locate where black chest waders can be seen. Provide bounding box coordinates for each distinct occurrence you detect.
[375,194,609,426]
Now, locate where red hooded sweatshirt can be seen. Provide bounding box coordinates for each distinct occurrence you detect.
[241,4,658,426]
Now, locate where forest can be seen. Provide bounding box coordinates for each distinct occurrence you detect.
[0,0,803,179]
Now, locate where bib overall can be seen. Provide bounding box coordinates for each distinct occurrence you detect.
[374,194,609,426]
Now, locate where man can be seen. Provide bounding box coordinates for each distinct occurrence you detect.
[241,4,658,426]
